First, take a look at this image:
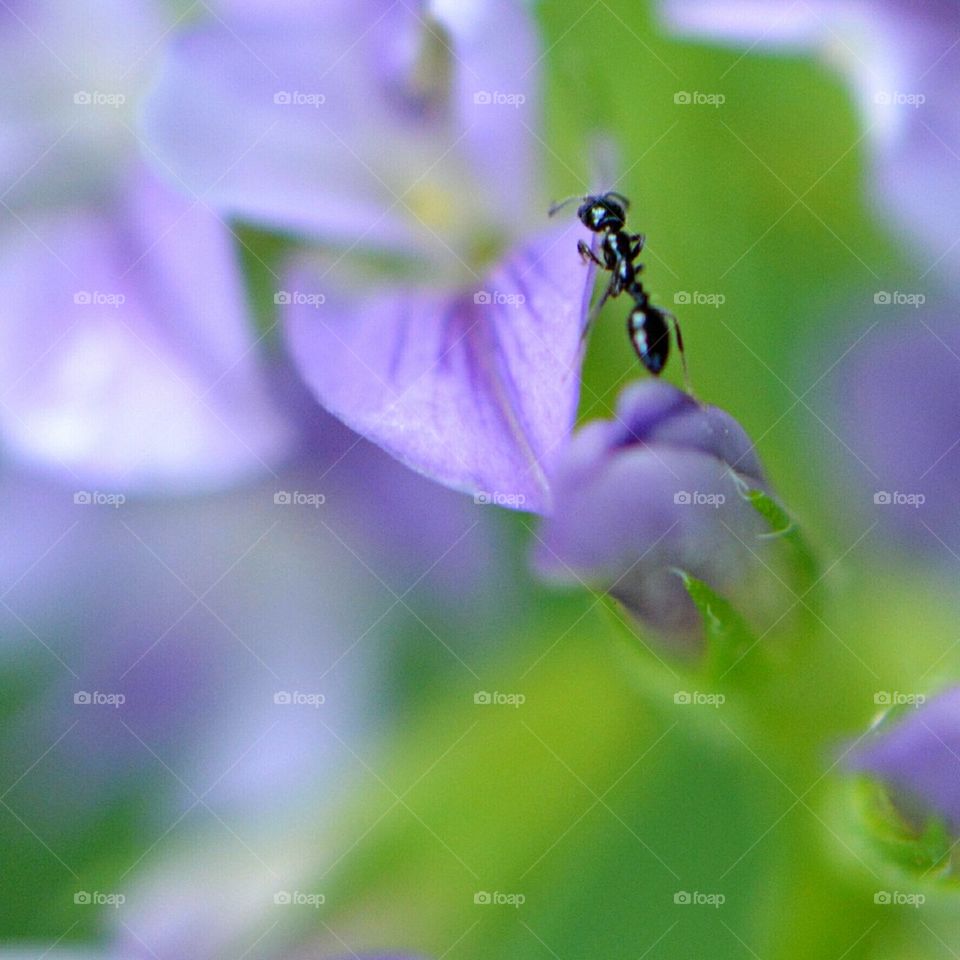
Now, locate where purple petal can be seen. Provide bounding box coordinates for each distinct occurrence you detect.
[534,381,774,652]
[284,222,594,514]
[434,0,542,217]
[660,0,831,47]
[0,165,293,490]
[0,0,166,204]
[139,0,542,254]
[847,687,960,833]
[835,313,960,555]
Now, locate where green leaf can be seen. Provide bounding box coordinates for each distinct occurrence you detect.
[738,482,819,593]
[854,778,955,879]
[674,569,759,680]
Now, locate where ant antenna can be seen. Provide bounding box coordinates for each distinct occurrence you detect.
[548,195,584,218]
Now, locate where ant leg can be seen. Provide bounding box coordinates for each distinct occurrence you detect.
[581,275,615,345]
[577,239,603,266]
[630,233,646,258]
[664,309,692,395]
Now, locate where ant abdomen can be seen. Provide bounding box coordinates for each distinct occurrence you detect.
[628,303,670,376]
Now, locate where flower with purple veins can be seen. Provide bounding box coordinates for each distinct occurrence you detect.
[847,687,960,837]
[533,380,782,658]
[0,0,293,492]
[659,0,960,288]
[141,0,595,513]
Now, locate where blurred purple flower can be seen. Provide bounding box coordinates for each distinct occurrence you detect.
[847,687,960,834]
[835,312,960,557]
[0,416,509,952]
[0,0,293,491]
[659,0,960,285]
[141,0,593,512]
[532,381,778,657]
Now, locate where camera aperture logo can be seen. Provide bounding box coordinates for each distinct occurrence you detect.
[873,91,926,108]
[474,491,527,508]
[74,490,126,509]
[274,490,326,508]
[473,290,526,307]
[273,91,326,107]
[674,90,725,107]
[274,290,326,308]
[874,291,925,308]
[74,691,125,708]
[274,890,325,908]
[473,91,526,108]
[674,291,725,308]
[674,490,725,508]
[474,891,525,908]
[74,890,125,907]
[274,691,325,708]
[74,290,126,308]
[73,91,126,108]
[873,491,924,508]
[874,691,926,708]
[674,691,725,708]
[674,890,725,908]
[874,890,925,908]
[474,691,526,708]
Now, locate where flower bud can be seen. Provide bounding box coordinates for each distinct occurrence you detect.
[533,381,780,657]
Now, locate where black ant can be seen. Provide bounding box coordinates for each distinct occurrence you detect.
[549,191,687,384]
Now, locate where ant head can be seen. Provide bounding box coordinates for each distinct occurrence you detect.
[576,193,627,233]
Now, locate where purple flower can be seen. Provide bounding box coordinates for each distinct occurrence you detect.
[833,311,960,557]
[0,439,491,955]
[533,380,778,657]
[0,0,293,491]
[847,687,960,834]
[659,0,960,286]
[141,1,593,512]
